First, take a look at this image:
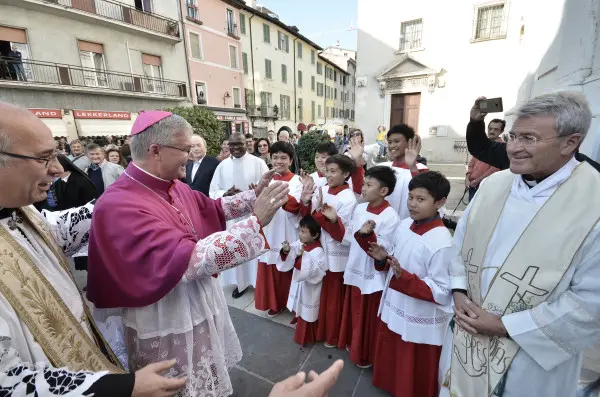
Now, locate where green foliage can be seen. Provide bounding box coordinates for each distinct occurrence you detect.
[166,106,224,157]
[296,132,331,173]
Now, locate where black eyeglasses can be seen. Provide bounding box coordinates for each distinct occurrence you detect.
[0,151,59,168]
[157,144,193,154]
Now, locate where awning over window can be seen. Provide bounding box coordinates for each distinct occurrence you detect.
[75,119,134,137]
[77,40,104,54]
[142,54,162,66]
[297,123,307,131]
[43,119,68,138]
[0,26,27,43]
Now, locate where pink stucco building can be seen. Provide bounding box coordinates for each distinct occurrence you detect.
[182,0,248,135]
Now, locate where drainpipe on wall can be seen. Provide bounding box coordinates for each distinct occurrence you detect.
[177,0,194,104]
[249,14,257,111]
[293,37,298,125]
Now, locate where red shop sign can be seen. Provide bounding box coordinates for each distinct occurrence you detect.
[28,108,62,119]
[74,110,131,120]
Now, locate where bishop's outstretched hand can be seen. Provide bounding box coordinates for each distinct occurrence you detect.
[254,181,289,226]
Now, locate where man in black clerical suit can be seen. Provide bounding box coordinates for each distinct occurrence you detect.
[186,135,219,196]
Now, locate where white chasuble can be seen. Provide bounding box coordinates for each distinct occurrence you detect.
[210,154,269,290]
[439,158,600,397]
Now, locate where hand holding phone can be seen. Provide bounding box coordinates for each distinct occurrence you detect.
[478,97,503,113]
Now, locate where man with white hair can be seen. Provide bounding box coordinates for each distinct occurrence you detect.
[439,92,600,397]
[87,111,290,397]
[185,134,219,197]
[0,102,187,396]
[210,131,269,299]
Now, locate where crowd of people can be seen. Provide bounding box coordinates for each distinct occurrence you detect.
[0,90,599,397]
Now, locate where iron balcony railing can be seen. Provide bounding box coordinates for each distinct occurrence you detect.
[247,105,278,118]
[41,0,180,37]
[227,21,239,38]
[0,57,187,98]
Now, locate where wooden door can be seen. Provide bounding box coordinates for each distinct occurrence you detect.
[389,93,421,132]
[390,94,404,127]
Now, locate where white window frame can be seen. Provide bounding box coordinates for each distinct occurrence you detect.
[297,42,302,58]
[311,49,316,65]
[195,80,208,105]
[472,2,508,41]
[399,18,423,52]
[188,31,203,60]
[226,8,236,36]
[228,44,238,69]
[232,86,241,108]
[263,24,271,44]
[186,0,198,20]
[278,31,289,52]
[79,50,108,88]
[265,59,272,79]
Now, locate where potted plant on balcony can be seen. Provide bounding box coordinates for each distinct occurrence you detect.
[167,21,180,37]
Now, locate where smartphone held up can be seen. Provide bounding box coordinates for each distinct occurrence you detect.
[478,97,503,113]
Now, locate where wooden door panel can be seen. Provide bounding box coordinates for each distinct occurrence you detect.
[404,93,421,132]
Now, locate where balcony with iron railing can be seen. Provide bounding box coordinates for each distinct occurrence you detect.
[227,21,239,39]
[0,57,187,99]
[247,105,278,119]
[3,0,181,41]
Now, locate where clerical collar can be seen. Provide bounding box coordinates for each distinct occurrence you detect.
[303,240,322,252]
[366,200,390,215]
[128,163,173,200]
[327,183,349,195]
[410,215,444,236]
[392,160,408,169]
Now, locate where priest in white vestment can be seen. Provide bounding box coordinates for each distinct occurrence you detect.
[0,102,188,397]
[209,132,269,299]
[439,92,600,397]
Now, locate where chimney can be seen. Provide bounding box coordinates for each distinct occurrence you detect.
[289,26,299,32]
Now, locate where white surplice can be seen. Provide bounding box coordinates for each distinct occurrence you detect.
[379,218,454,346]
[376,162,416,220]
[259,175,303,269]
[281,241,328,322]
[210,154,269,290]
[439,157,600,397]
[343,202,399,294]
[0,203,109,394]
[317,185,357,272]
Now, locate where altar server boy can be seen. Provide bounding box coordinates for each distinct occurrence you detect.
[255,141,303,317]
[338,165,400,368]
[368,171,454,397]
[280,216,328,346]
[300,154,358,347]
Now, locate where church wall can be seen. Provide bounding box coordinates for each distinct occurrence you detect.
[356,0,600,163]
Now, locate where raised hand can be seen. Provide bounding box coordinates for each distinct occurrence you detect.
[268,360,344,397]
[254,182,290,226]
[320,203,338,223]
[388,257,402,279]
[255,169,277,197]
[359,220,376,235]
[300,176,316,204]
[347,135,365,165]
[470,96,488,121]
[367,242,388,261]
[404,136,422,169]
[281,241,291,253]
[133,360,187,397]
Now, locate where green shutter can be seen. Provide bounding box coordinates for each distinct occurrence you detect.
[242,53,248,74]
[240,14,246,34]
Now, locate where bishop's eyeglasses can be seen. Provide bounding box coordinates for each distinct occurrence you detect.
[0,151,59,168]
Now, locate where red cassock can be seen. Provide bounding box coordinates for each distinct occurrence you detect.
[254,171,301,313]
[372,218,448,397]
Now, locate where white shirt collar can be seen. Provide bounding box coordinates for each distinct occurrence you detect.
[132,162,170,182]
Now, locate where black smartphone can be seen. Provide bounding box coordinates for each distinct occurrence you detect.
[479,97,503,113]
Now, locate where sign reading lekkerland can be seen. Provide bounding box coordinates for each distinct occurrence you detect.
[74,110,131,120]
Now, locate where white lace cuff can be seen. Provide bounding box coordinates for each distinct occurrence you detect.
[221,190,256,221]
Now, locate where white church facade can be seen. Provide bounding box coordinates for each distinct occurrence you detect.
[355,0,600,163]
